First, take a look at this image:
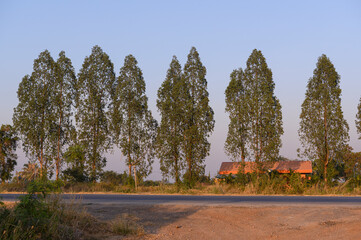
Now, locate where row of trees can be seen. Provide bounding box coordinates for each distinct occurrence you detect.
[157,50,214,186]
[225,51,361,182]
[225,49,283,171]
[9,46,214,186]
[1,46,361,185]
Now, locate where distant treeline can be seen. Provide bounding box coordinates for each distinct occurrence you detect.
[0,46,360,187]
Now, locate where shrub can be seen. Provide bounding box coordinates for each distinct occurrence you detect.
[110,214,144,236]
[62,167,89,183]
[0,180,62,240]
[100,171,126,185]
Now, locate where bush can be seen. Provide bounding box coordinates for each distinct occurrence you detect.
[110,214,144,236]
[62,168,89,183]
[0,180,63,240]
[0,180,144,239]
[141,180,161,187]
[100,171,127,185]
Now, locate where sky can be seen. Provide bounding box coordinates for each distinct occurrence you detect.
[1,0,361,180]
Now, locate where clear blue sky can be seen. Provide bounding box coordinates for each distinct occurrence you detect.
[1,1,361,179]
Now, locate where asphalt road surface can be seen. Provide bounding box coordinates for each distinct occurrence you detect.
[1,193,361,206]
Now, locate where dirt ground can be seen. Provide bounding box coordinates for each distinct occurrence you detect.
[84,203,361,240]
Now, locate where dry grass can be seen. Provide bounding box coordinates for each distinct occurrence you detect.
[110,213,144,236]
[2,180,361,196]
[0,195,144,240]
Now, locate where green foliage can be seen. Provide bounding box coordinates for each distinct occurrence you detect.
[13,50,57,179]
[299,54,349,182]
[141,180,161,187]
[64,144,86,168]
[0,179,131,239]
[0,180,63,240]
[356,97,361,139]
[26,180,63,196]
[224,49,284,172]
[215,171,310,194]
[157,56,185,185]
[313,158,344,184]
[225,68,249,163]
[157,49,215,188]
[111,54,157,186]
[76,45,115,181]
[100,170,127,185]
[342,147,361,179]
[62,167,88,183]
[15,163,40,184]
[348,175,361,188]
[182,47,215,184]
[62,144,88,182]
[13,50,76,181]
[182,171,212,188]
[156,56,185,186]
[0,125,18,183]
[52,51,77,180]
[243,49,283,168]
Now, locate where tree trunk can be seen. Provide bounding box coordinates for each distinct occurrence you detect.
[175,155,179,189]
[188,141,192,184]
[134,165,137,191]
[324,161,328,183]
[128,163,132,178]
[240,150,246,174]
[324,103,329,183]
[56,86,63,181]
[56,114,62,180]
[127,105,132,180]
[128,137,132,177]
[91,103,97,182]
[40,141,44,179]
[92,122,98,182]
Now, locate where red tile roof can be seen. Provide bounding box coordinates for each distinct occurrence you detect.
[219,161,312,175]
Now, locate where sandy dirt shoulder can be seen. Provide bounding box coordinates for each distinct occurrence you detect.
[83,203,361,240]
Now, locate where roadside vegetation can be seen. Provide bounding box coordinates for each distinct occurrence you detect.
[0,46,361,197]
[0,180,144,240]
[1,169,360,195]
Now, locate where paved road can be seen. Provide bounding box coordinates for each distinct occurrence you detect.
[1,193,361,206]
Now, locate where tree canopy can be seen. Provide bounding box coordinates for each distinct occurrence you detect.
[52,51,77,179]
[76,45,116,181]
[111,54,157,187]
[13,50,56,178]
[299,54,349,182]
[182,47,215,184]
[156,56,186,185]
[0,125,17,183]
[225,68,249,164]
[226,49,283,171]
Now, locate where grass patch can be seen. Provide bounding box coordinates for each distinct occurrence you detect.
[110,213,144,236]
[1,176,361,196]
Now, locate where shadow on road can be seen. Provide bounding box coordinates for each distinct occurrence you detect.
[83,203,201,234]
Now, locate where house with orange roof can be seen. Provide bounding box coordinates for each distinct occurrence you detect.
[218,160,312,179]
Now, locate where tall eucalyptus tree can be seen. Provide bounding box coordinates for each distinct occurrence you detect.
[111,55,157,188]
[243,49,283,171]
[13,50,56,178]
[52,51,76,180]
[225,68,249,164]
[182,47,214,184]
[76,46,115,181]
[156,56,185,186]
[299,54,349,182]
